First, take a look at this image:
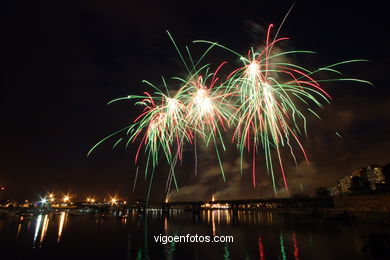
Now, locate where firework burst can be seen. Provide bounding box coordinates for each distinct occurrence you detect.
[89,25,370,198]
[196,24,370,195]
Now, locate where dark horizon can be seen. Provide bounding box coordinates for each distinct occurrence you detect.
[3,0,390,201]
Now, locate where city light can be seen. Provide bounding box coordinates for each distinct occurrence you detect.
[41,198,47,205]
[48,193,55,202]
[63,195,70,203]
[85,197,96,203]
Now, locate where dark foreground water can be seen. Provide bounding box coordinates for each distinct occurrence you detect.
[1,209,390,260]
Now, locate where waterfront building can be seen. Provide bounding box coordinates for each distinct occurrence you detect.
[351,167,366,179]
[328,184,341,196]
[338,176,353,195]
[365,164,385,190]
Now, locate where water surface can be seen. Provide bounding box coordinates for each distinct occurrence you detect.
[1,209,389,259]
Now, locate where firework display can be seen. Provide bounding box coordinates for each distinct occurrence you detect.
[88,25,369,196]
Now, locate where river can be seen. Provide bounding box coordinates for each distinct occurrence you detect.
[1,209,390,259]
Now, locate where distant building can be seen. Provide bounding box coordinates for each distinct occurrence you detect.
[338,176,353,195]
[365,164,385,190]
[352,167,366,178]
[328,184,341,196]
[326,163,389,196]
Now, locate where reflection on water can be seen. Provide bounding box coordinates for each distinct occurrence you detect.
[32,214,50,248]
[293,232,300,260]
[33,214,42,245]
[16,217,22,238]
[258,236,265,260]
[223,243,230,260]
[0,209,390,259]
[164,215,168,233]
[58,211,66,242]
[40,214,49,244]
[280,232,287,260]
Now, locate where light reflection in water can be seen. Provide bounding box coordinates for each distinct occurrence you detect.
[16,216,23,238]
[223,243,231,260]
[3,209,385,259]
[33,214,42,244]
[212,211,216,236]
[293,232,300,260]
[267,211,273,224]
[199,209,233,235]
[165,237,176,260]
[32,214,50,248]
[26,221,31,232]
[57,211,66,243]
[16,223,22,238]
[280,232,287,260]
[258,236,265,260]
[169,209,283,227]
[231,210,278,225]
[164,215,168,233]
[40,214,49,243]
[121,211,128,225]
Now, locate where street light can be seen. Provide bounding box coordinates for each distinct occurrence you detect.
[48,193,55,203]
[40,197,47,207]
[63,195,70,203]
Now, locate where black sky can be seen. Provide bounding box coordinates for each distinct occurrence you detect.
[3,0,390,200]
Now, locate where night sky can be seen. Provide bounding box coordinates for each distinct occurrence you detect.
[3,0,390,201]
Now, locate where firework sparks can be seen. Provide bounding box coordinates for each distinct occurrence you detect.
[196,24,370,195]
[89,26,370,198]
